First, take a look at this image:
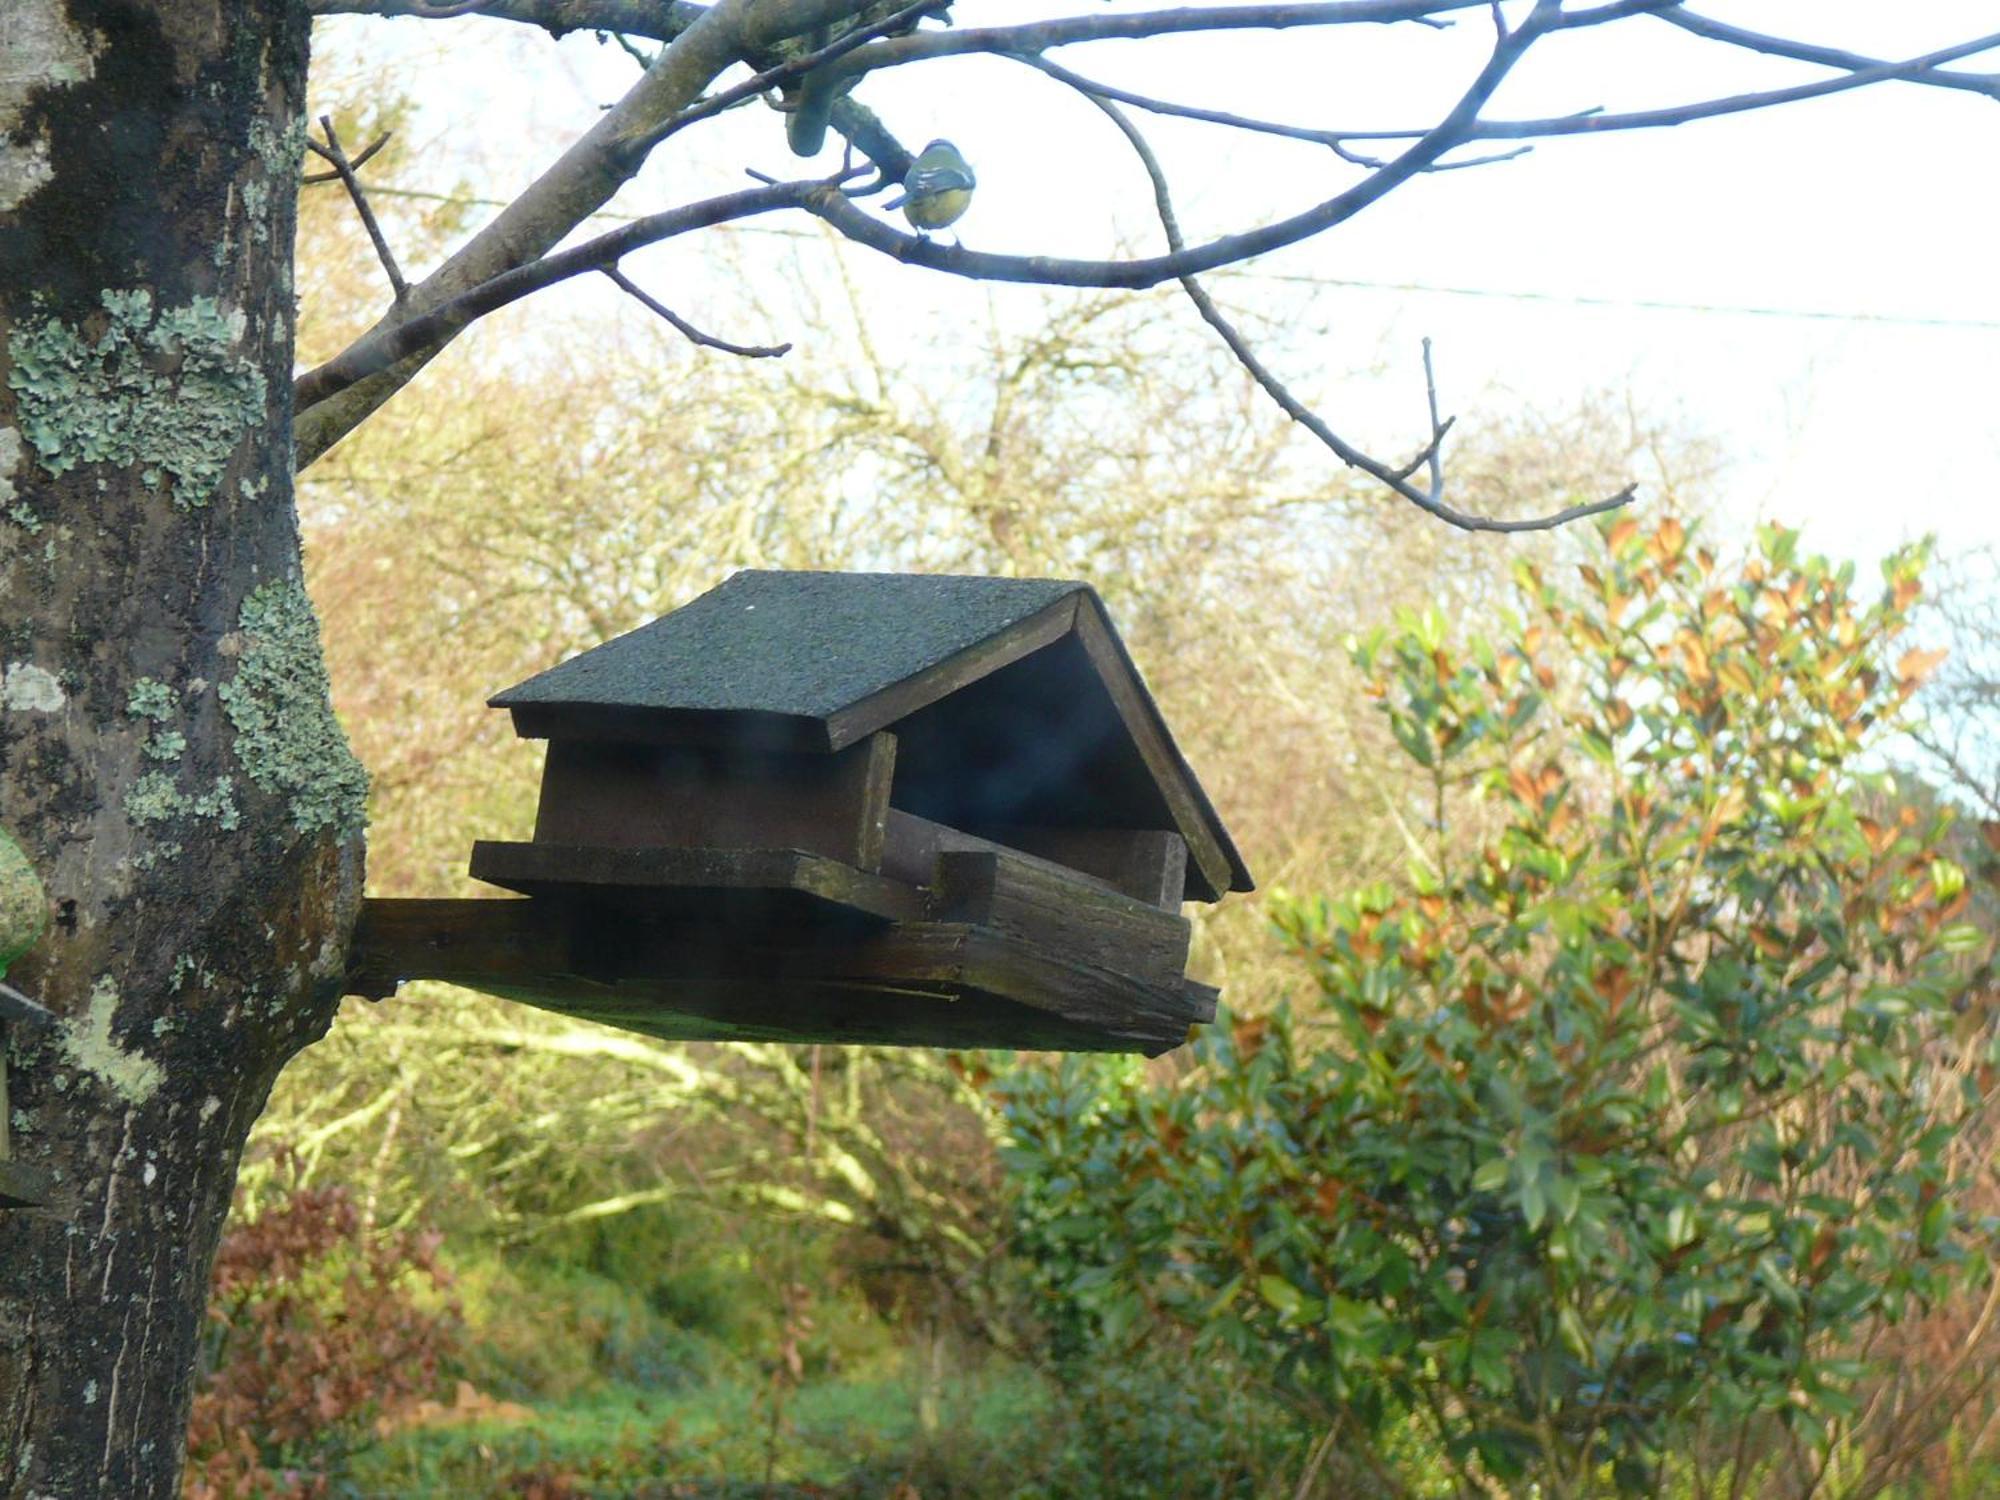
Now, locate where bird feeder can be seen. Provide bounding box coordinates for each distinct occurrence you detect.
[348,571,1251,1054]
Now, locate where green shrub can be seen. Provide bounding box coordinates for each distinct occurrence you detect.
[1001,521,1994,1498]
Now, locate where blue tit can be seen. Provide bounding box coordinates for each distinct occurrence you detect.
[887,139,975,234]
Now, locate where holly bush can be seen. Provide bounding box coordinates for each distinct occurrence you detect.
[999,520,1995,1498]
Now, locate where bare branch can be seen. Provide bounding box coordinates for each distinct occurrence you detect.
[1325,28,2000,145]
[599,266,792,357]
[295,0,858,465]
[307,0,704,36]
[1035,50,1632,533]
[831,0,1493,77]
[294,175,845,410]
[801,0,1546,289]
[307,116,411,301]
[1027,57,1537,172]
[1661,9,2000,100]
[293,0,2000,477]
[621,0,945,162]
[397,0,496,15]
[605,30,659,69]
[302,130,390,184]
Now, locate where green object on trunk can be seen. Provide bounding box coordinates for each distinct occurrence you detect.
[0,827,47,978]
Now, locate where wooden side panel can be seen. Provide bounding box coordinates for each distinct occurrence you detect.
[928,849,1192,992]
[531,731,896,871]
[977,827,1187,911]
[881,811,1188,911]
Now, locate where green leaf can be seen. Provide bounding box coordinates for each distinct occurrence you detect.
[1258,1274,1304,1318]
[1472,1157,1511,1194]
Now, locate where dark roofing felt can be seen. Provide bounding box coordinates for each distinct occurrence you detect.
[492,571,1084,719]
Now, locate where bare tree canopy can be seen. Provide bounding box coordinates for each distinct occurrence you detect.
[294,0,2000,528]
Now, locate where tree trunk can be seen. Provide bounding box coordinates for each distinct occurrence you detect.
[0,4,363,1495]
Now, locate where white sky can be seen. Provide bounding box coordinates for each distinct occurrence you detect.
[323,1,2000,569]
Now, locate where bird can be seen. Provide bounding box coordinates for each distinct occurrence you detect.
[886,139,976,236]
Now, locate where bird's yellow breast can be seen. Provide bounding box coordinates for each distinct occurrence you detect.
[904,186,972,231]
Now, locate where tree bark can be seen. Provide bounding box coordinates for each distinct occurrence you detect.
[0,3,363,1495]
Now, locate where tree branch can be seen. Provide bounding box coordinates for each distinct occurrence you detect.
[1035,44,1633,533]
[1325,28,2000,145]
[797,0,1548,288]
[620,0,945,163]
[294,179,830,410]
[1026,55,1529,172]
[306,117,409,301]
[599,265,792,356]
[307,0,705,37]
[827,0,1494,77]
[294,0,2000,482]
[1660,9,2000,101]
[301,130,390,185]
[295,0,874,469]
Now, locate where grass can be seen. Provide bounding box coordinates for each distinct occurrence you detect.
[343,1363,1054,1497]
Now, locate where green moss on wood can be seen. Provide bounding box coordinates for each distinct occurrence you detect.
[220,579,369,838]
[5,289,266,509]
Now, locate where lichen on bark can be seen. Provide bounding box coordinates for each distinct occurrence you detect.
[5,289,265,510]
[56,978,164,1106]
[219,580,370,838]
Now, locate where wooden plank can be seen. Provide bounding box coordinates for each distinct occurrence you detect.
[531,731,897,872]
[823,595,1080,751]
[980,827,1187,911]
[880,811,1187,911]
[469,842,929,923]
[928,849,1191,993]
[1068,597,1247,901]
[346,898,1212,1055]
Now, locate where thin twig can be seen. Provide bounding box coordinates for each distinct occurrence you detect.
[1662,8,2000,100]
[599,266,791,357]
[1313,27,2000,144]
[308,116,410,300]
[605,30,658,70]
[295,171,860,409]
[1039,47,1634,533]
[302,130,391,184]
[1026,55,1529,171]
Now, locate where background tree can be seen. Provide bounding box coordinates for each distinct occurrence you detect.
[3,2,1997,1495]
[1000,520,1996,1497]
